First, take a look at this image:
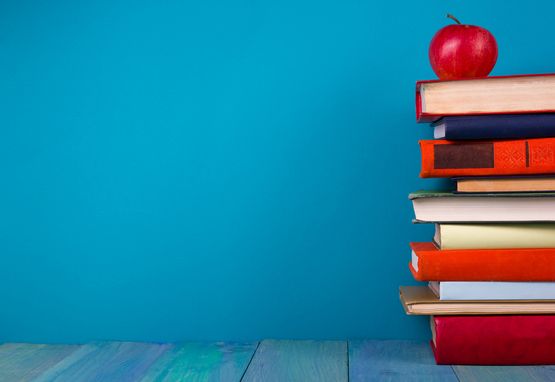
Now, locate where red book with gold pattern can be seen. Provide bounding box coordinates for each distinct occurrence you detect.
[420,138,555,178]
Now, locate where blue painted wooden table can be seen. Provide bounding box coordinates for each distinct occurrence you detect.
[1,340,554,381]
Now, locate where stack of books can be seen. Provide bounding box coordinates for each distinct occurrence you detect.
[400,73,555,365]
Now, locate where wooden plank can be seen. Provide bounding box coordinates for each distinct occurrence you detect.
[35,342,171,382]
[34,344,100,382]
[0,343,81,382]
[453,365,555,382]
[349,340,458,382]
[241,340,348,382]
[140,341,257,382]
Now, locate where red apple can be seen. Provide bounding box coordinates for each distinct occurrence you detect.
[429,14,498,80]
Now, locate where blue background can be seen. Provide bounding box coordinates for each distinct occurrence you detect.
[1,0,554,343]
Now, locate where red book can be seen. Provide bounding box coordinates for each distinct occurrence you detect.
[431,315,555,365]
[416,73,555,122]
[420,138,555,178]
[410,242,555,282]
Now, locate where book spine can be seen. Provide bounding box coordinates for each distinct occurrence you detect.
[415,84,423,121]
[410,244,555,282]
[415,83,434,122]
[443,122,555,140]
[433,316,555,365]
[420,138,555,178]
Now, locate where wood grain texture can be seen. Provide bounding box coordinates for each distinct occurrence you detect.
[140,342,257,382]
[349,340,458,382]
[453,365,555,382]
[34,342,171,382]
[0,343,81,382]
[3,340,554,381]
[241,339,348,382]
[34,344,98,382]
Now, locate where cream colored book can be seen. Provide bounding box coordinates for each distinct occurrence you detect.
[399,286,555,315]
[435,223,555,250]
[418,74,555,118]
[456,177,555,193]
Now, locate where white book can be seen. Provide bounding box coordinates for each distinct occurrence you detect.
[410,191,555,222]
[429,281,555,301]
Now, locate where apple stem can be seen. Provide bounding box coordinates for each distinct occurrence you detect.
[447,13,462,25]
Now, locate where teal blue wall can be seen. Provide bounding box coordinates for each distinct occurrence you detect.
[1,0,554,343]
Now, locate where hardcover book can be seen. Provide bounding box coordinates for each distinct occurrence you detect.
[410,190,555,222]
[410,242,555,281]
[433,114,555,140]
[435,223,555,249]
[416,73,555,122]
[431,315,555,365]
[399,286,555,315]
[429,281,555,301]
[455,176,555,193]
[420,137,555,178]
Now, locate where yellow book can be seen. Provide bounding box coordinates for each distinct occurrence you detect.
[435,223,555,250]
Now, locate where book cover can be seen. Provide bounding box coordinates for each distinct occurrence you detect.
[410,242,555,281]
[431,315,555,365]
[420,138,555,178]
[433,114,555,140]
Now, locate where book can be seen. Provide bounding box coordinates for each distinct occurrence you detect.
[431,315,555,365]
[399,286,555,315]
[435,223,555,249]
[410,190,555,222]
[433,114,555,140]
[455,176,555,193]
[429,281,555,301]
[410,242,555,281]
[416,73,555,122]
[420,137,555,178]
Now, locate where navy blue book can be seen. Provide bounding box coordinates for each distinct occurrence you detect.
[432,114,555,140]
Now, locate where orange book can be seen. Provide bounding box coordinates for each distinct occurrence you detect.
[420,138,555,178]
[410,242,555,281]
